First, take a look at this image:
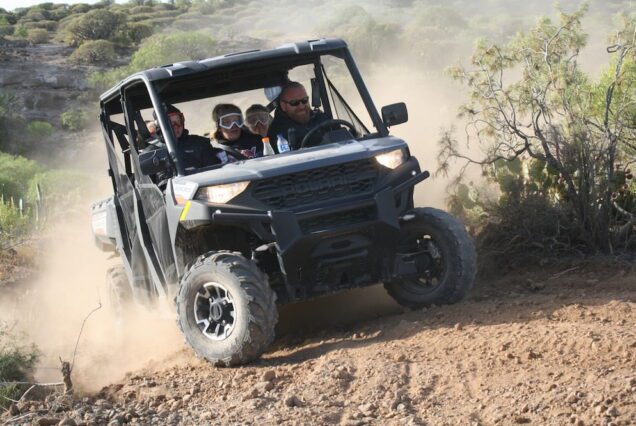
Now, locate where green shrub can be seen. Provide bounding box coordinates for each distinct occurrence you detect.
[64,9,126,45]
[22,19,57,31]
[70,3,91,14]
[26,28,49,44]
[128,31,216,69]
[13,25,28,38]
[60,109,87,131]
[0,201,30,242]
[89,31,216,90]
[192,0,221,15]
[0,152,42,201]
[28,169,92,208]
[69,39,116,64]
[136,17,174,28]
[129,9,180,22]
[153,3,176,11]
[26,121,54,141]
[0,13,17,25]
[23,8,46,22]
[130,5,154,14]
[125,22,153,44]
[0,16,13,37]
[48,8,70,21]
[175,0,193,10]
[0,325,38,409]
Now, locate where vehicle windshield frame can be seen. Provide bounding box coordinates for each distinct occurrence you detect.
[101,45,388,177]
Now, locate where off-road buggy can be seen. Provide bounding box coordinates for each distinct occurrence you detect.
[91,38,476,366]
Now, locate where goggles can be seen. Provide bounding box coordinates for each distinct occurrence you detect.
[245,111,271,127]
[218,112,244,129]
[281,96,309,107]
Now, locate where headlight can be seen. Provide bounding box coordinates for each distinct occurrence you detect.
[172,180,198,205]
[375,149,406,169]
[196,181,250,204]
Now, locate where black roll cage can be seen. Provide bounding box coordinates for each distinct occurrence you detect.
[100,42,388,178]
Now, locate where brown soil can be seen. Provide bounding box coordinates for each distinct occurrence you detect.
[3,259,636,425]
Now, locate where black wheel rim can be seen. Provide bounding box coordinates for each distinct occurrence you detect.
[396,233,447,293]
[193,282,236,341]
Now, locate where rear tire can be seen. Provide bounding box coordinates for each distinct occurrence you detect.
[106,265,133,322]
[176,251,278,366]
[384,207,476,308]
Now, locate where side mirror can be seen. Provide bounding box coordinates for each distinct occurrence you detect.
[139,146,170,176]
[381,102,408,127]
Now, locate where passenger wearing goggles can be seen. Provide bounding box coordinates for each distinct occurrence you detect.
[268,81,329,149]
[211,103,262,163]
[245,104,272,137]
[147,104,220,181]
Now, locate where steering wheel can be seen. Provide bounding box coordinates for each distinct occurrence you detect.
[212,143,248,161]
[300,119,357,148]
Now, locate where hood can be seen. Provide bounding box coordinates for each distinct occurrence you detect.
[177,136,407,187]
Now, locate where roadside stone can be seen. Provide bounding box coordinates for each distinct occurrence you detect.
[335,368,353,381]
[58,417,77,426]
[566,392,579,404]
[199,412,212,420]
[182,394,192,404]
[454,323,463,331]
[243,387,259,400]
[284,395,302,408]
[605,406,618,417]
[358,402,377,417]
[37,418,60,426]
[262,370,276,382]
[255,381,274,392]
[8,403,19,416]
[526,279,545,291]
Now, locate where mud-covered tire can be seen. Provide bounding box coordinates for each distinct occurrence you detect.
[106,265,133,320]
[384,207,476,308]
[176,251,278,367]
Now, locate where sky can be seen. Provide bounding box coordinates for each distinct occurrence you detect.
[2,0,108,11]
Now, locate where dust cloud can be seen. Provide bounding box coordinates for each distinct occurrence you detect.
[0,135,185,391]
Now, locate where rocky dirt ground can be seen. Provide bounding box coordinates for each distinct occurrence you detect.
[2,258,635,426]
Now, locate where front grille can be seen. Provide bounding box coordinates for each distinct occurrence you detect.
[299,206,376,234]
[252,158,378,209]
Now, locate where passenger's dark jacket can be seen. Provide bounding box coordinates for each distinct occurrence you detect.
[213,129,263,163]
[268,108,329,150]
[177,130,221,173]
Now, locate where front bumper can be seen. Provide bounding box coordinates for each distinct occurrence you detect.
[177,158,429,300]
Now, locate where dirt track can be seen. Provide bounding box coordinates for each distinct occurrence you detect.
[4,259,634,425]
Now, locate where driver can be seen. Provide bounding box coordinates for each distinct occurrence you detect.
[268,81,329,149]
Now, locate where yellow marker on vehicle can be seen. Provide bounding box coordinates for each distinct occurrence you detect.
[179,201,192,222]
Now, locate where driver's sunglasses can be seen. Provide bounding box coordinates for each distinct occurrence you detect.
[218,112,244,130]
[245,112,271,127]
[281,96,309,107]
